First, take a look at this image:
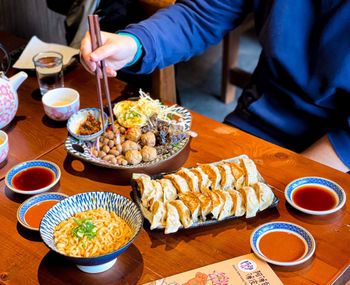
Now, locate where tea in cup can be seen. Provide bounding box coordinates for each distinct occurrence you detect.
[42,88,80,121]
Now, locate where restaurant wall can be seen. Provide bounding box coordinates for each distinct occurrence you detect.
[0,0,66,44]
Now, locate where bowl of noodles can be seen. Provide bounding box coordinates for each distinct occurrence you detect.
[39,192,143,273]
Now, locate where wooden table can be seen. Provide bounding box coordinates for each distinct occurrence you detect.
[0,54,349,285]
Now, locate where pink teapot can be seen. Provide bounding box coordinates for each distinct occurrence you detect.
[0,71,28,129]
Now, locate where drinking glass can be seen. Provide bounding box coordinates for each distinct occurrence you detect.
[33,51,64,95]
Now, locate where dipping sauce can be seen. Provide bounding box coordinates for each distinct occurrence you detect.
[292,185,337,211]
[24,200,59,228]
[259,231,306,262]
[12,167,55,191]
[0,137,4,145]
[51,100,72,107]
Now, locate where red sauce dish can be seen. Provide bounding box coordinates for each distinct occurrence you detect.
[17,193,68,231]
[5,160,61,195]
[285,177,346,215]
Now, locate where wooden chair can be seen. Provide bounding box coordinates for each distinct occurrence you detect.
[221,15,254,104]
[139,0,177,104]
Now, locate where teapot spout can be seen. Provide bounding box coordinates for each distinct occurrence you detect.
[9,71,28,91]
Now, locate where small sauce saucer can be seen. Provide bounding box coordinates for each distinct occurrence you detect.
[250,221,316,266]
[285,176,346,215]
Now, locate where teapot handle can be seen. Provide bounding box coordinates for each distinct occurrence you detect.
[0,44,10,74]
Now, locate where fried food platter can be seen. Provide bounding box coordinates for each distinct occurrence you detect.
[65,96,192,173]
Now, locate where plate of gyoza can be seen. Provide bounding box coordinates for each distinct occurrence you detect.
[131,154,279,234]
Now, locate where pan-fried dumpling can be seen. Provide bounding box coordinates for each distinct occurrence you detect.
[158,178,177,201]
[165,202,182,234]
[194,192,212,221]
[206,190,224,219]
[227,190,245,217]
[217,163,234,190]
[170,200,193,228]
[215,190,233,221]
[135,174,153,205]
[178,193,200,223]
[177,168,199,192]
[164,174,190,194]
[198,164,221,190]
[239,186,259,218]
[191,167,211,191]
[148,180,164,208]
[240,158,259,186]
[226,162,245,190]
[150,200,166,230]
[135,175,163,208]
[252,182,274,211]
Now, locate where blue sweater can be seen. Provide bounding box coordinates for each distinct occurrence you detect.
[123,0,350,167]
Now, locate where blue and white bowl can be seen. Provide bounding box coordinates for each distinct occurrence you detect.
[5,160,61,195]
[17,192,68,231]
[285,176,346,215]
[40,191,143,273]
[250,221,316,266]
[67,108,108,141]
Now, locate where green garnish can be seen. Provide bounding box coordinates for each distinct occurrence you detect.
[71,218,97,242]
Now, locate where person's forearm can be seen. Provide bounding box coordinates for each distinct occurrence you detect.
[121,0,251,73]
[301,135,349,172]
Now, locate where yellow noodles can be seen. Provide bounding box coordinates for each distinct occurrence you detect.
[53,208,132,257]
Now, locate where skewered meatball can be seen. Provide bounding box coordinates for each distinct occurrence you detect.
[140,131,156,147]
[141,145,157,162]
[122,140,140,153]
[125,127,142,142]
[125,150,142,165]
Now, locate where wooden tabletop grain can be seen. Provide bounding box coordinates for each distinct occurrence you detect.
[0,63,349,285]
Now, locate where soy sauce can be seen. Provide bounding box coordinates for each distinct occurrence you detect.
[12,167,55,191]
[292,185,337,211]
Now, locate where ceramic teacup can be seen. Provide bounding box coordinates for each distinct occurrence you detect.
[0,130,9,164]
[42,87,80,121]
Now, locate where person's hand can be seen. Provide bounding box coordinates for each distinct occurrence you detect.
[80,31,138,77]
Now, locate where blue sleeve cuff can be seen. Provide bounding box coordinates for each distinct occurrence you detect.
[117,32,143,67]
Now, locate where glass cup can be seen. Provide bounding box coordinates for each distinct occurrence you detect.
[33,51,64,95]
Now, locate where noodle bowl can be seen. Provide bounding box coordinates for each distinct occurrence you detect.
[40,192,143,273]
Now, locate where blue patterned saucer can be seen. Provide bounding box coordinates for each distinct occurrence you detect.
[40,191,143,273]
[285,176,346,215]
[17,192,68,231]
[250,221,316,266]
[5,160,61,195]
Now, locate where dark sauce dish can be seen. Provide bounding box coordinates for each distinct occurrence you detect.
[285,176,346,215]
[5,160,61,195]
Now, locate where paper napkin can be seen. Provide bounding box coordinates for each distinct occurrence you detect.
[13,36,79,69]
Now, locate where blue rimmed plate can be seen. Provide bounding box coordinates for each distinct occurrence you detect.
[17,192,68,231]
[5,160,61,195]
[250,221,316,266]
[67,107,108,141]
[285,176,346,215]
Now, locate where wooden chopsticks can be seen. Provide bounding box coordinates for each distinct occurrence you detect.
[88,15,114,130]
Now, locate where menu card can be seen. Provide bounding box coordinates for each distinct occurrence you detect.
[143,253,283,285]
